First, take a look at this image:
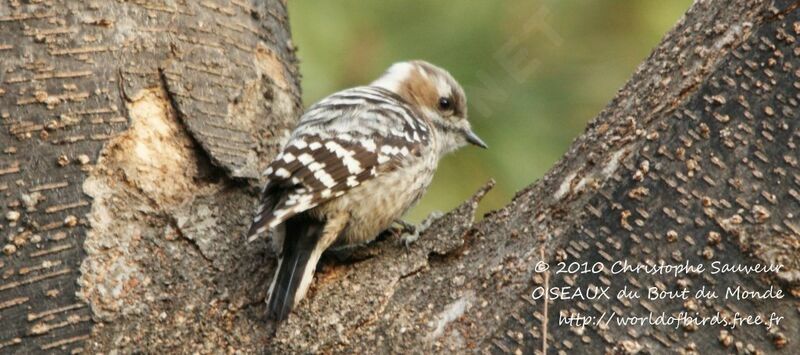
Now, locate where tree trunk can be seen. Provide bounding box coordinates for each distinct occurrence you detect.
[1,0,798,354]
[0,1,301,353]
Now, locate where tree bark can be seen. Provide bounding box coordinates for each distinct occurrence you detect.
[1,0,798,354]
[0,1,300,353]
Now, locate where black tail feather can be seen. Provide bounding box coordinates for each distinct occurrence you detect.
[247,183,281,239]
[267,213,325,321]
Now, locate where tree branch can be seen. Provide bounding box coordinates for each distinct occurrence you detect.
[1,0,797,354]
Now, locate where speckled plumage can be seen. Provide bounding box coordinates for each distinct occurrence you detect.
[247,60,486,321]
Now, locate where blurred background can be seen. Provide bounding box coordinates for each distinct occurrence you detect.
[288,1,693,221]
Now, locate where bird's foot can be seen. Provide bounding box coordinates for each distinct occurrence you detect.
[393,219,420,249]
[401,230,420,249]
[394,219,417,234]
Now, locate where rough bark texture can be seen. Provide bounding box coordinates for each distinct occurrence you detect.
[1,0,798,354]
[268,1,800,353]
[0,0,300,353]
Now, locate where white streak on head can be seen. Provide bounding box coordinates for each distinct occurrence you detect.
[434,76,451,99]
[371,62,415,93]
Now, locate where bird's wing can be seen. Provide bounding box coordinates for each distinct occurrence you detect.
[246,86,431,240]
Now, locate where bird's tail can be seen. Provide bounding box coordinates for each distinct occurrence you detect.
[267,213,326,321]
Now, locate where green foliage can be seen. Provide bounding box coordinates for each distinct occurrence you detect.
[288,0,692,221]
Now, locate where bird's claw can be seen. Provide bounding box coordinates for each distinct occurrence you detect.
[401,229,420,249]
[394,219,419,249]
[394,219,416,233]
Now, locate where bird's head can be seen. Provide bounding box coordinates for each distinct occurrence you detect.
[371,60,487,155]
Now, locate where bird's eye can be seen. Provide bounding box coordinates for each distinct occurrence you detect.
[438,97,453,111]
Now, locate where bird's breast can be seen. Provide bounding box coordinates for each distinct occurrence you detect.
[318,153,438,246]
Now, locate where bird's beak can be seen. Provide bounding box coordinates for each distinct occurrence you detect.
[465,130,488,149]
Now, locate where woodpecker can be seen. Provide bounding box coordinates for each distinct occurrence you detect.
[247,60,487,321]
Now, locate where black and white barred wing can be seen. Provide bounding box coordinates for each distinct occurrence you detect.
[246,87,430,240]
